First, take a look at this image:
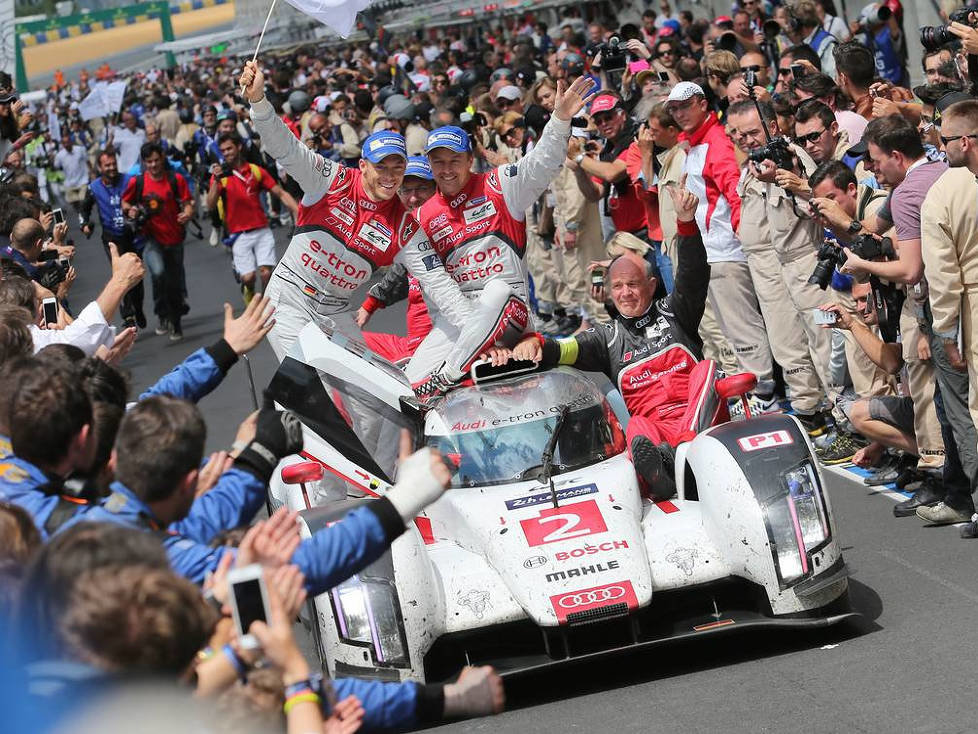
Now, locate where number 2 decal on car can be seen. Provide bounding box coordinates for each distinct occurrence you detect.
[519,500,608,547]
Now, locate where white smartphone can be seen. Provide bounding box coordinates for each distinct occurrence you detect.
[228,564,271,650]
[811,308,838,326]
[52,207,65,225]
[42,297,58,326]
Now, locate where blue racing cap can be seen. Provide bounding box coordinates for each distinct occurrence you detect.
[404,156,433,180]
[425,126,472,154]
[362,131,408,163]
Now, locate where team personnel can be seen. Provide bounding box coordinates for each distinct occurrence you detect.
[513,180,711,500]
[408,75,597,393]
[81,150,145,328]
[205,132,299,302]
[665,82,777,401]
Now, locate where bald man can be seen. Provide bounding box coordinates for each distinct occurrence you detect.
[2,218,47,280]
[513,183,713,499]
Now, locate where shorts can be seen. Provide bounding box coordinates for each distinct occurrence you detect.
[64,185,87,204]
[868,395,915,435]
[231,227,277,275]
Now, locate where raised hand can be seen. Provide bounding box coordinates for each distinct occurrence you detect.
[223,293,275,355]
[239,60,266,103]
[553,76,598,122]
[666,173,698,222]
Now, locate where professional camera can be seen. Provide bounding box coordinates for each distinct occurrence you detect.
[807,234,895,289]
[36,258,69,291]
[744,68,758,89]
[125,204,150,236]
[595,35,627,73]
[747,136,795,171]
[220,160,233,177]
[921,4,978,50]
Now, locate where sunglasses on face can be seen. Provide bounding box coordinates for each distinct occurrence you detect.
[656,50,676,57]
[497,98,518,108]
[501,127,519,138]
[794,128,826,144]
[592,112,617,124]
[940,133,978,145]
[741,65,761,73]
[778,67,794,76]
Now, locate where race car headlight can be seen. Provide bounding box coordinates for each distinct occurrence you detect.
[331,576,408,667]
[762,461,831,588]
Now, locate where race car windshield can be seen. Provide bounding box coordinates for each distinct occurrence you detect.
[424,369,626,488]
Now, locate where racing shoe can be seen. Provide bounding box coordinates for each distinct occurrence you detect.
[893,476,943,517]
[630,436,676,501]
[916,501,973,526]
[412,372,457,402]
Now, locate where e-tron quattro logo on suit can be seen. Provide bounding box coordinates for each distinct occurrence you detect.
[523,556,547,569]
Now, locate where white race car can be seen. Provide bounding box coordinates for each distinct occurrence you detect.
[267,322,855,684]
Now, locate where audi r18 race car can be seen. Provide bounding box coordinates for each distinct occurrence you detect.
[266,322,856,684]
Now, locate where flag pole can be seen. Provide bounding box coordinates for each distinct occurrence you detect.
[241,0,279,96]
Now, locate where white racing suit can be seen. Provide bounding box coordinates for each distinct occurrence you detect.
[250,98,532,388]
[407,115,573,383]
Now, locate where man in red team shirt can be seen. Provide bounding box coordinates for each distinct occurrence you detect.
[122,142,194,340]
[206,132,299,301]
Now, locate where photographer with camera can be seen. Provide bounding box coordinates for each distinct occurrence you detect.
[837,114,951,515]
[792,100,854,177]
[122,142,194,341]
[567,92,647,245]
[808,161,894,398]
[205,132,298,302]
[850,2,907,88]
[80,150,145,329]
[727,98,835,429]
[784,0,838,79]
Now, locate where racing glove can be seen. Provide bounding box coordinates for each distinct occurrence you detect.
[442,666,505,718]
[234,406,304,483]
[385,448,449,524]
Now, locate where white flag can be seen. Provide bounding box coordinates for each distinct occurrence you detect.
[280,0,373,38]
[78,88,109,121]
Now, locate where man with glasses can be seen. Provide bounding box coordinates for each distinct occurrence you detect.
[919,98,978,532]
[739,51,772,89]
[727,98,834,428]
[493,86,524,114]
[665,82,777,408]
[774,44,821,95]
[840,114,952,520]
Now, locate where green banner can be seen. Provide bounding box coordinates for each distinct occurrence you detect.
[16,1,170,34]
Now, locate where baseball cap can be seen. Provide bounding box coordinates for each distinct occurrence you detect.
[935,90,974,119]
[495,85,522,102]
[846,139,868,157]
[362,131,408,163]
[666,82,705,104]
[404,156,433,180]
[591,93,620,115]
[425,126,472,154]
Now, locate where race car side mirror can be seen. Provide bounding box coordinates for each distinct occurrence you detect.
[715,373,758,400]
[282,461,324,485]
[716,373,759,420]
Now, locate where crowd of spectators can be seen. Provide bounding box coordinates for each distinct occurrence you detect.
[8,0,978,729]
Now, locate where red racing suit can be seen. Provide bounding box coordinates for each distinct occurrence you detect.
[249,97,464,360]
[406,115,573,381]
[538,221,720,448]
[361,263,433,362]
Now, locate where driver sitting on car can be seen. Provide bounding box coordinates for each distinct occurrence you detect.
[511,177,714,500]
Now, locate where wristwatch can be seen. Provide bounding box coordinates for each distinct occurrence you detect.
[574,153,586,164]
[847,219,862,235]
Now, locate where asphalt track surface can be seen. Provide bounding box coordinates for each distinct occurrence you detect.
[64,217,978,733]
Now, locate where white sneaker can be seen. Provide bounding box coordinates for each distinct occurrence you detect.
[208,228,219,247]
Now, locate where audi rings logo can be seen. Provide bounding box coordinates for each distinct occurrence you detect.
[557,585,627,609]
[523,556,547,569]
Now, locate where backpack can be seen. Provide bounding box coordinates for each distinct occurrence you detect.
[216,163,264,223]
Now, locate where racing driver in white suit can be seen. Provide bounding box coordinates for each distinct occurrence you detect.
[407,76,597,396]
[240,61,471,364]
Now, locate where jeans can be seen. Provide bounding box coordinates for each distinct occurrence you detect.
[647,240,675,294]
[100,232,144,323]
[930,332,978,513]
[143,238,185,328]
